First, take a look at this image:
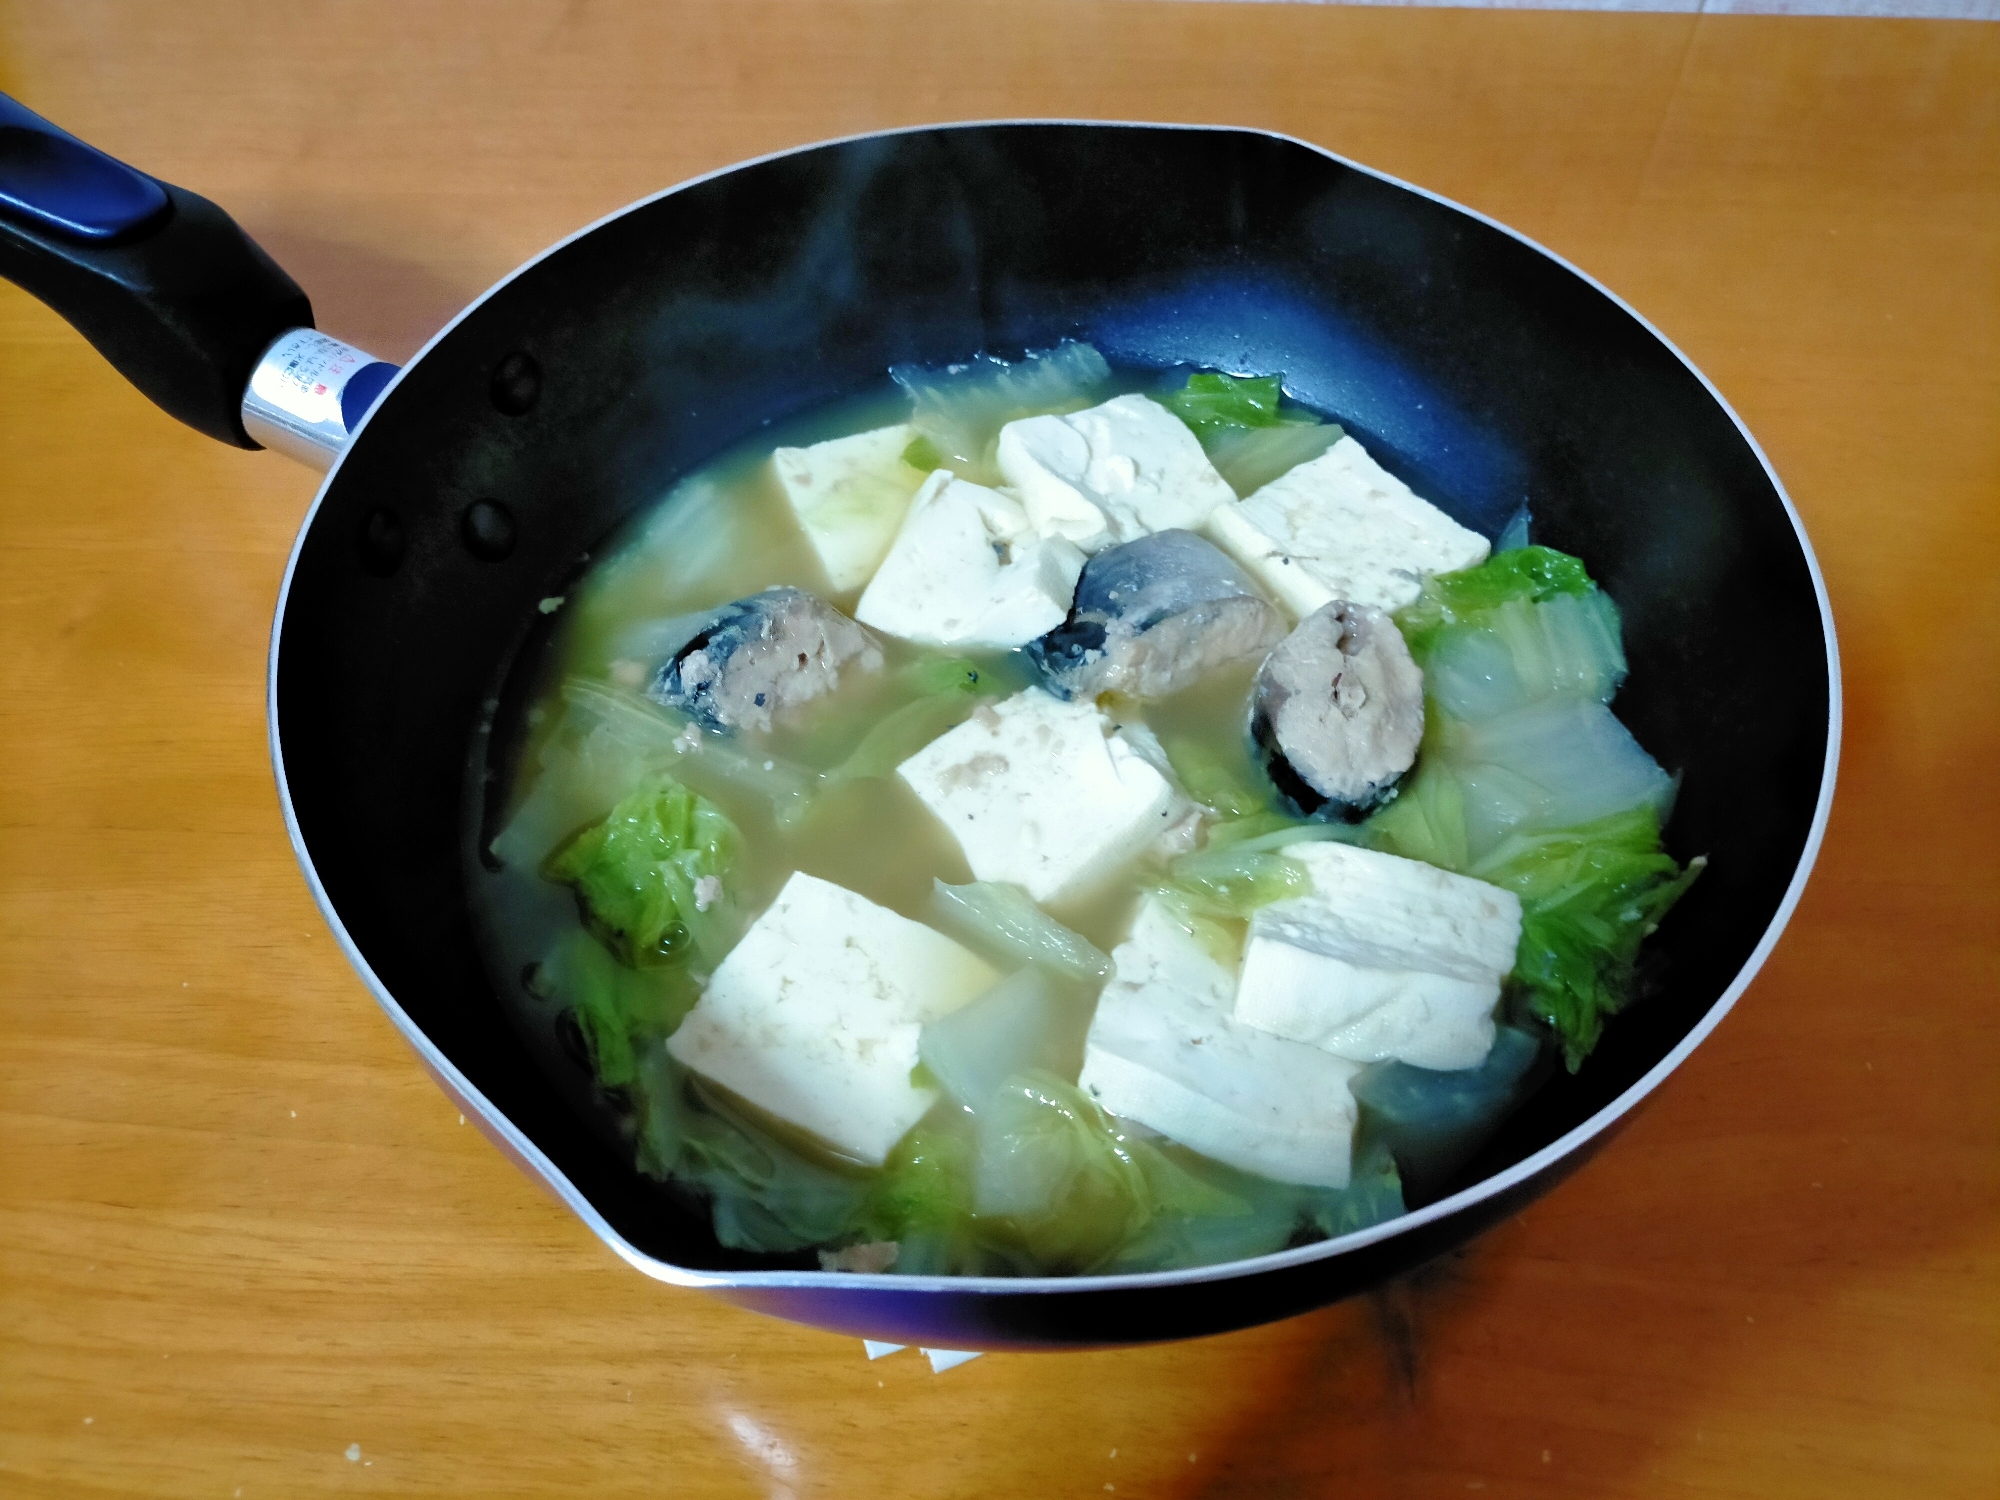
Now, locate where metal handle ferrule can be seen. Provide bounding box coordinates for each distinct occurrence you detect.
[241,328,397,469]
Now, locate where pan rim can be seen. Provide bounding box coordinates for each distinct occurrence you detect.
[266,117,1843,1297]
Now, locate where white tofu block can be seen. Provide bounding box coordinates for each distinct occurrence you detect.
[772,423,927,593]
[1204,435,1490,615]
[1234,843,1523,1071]
[1235,924,1499,1070]
[665,872,999,1165]
[1280,842,1525,978]
[896,689,1188,907]
[855,472,1086,649]
[1078,898,1361,1188]
[997,394,1237,553]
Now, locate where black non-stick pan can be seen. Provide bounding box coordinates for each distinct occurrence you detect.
[0,99,1838,1349]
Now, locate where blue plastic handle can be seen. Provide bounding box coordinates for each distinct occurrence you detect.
[0,94,170,241]
[0,91,311,445]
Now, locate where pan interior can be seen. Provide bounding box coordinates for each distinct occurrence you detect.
[274,124,1829,1281]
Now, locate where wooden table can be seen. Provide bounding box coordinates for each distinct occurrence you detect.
[2,3,1995,1496]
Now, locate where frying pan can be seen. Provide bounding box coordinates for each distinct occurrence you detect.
[0,100,1839,1349]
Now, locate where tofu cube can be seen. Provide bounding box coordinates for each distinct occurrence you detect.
[997,394,1237,553]
[1279,842,1524,975]
[897,689,1188,907]
[1234,843,1523,1071]
[772,423,928,593]
[1204,435,1490,615]
[1234,921,1500,1070]
[855,471,1086,648]
[1078,898,1361,1188]
[665,871,999,1165]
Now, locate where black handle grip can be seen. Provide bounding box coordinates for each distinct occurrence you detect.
[0,93,313,447]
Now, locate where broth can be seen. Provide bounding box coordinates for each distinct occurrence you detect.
[468,352,1699,1277]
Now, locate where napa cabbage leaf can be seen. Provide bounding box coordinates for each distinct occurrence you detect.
[826,653,1019,784]
[1472,808,1706,1070]
[532,927,701,1090]
[543,772,742,968]
[1160,372,1290,436]
[633,1051,872,1253]
[1394,544,1596,664]
[892,341,1113,484]
[1158,372,1344,494]
[926,881,1113,983]
[1363,548,1703,1068]
[1352,1024,1544,1190]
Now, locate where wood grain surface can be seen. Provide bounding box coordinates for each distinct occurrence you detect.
[1,3,1995,1497]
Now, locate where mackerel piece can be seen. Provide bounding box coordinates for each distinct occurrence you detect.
[1251,600,1424,819]
[1031,529,1286,701]
[651,586,882,734]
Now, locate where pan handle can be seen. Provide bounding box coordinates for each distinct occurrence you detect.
[0,92,392,465]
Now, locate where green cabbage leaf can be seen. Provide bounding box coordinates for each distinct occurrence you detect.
[533,928,701,1090]
[543,772,742,968]
[893,342,1112,483]
[1158,372,1344,495]
[1394,545,1595,663]
[634,1052,871,1253]
[1472,808,1706,1069]
[1359,547,1704,1069]
[825,653,1017,785]
[1161,372,1291,437]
